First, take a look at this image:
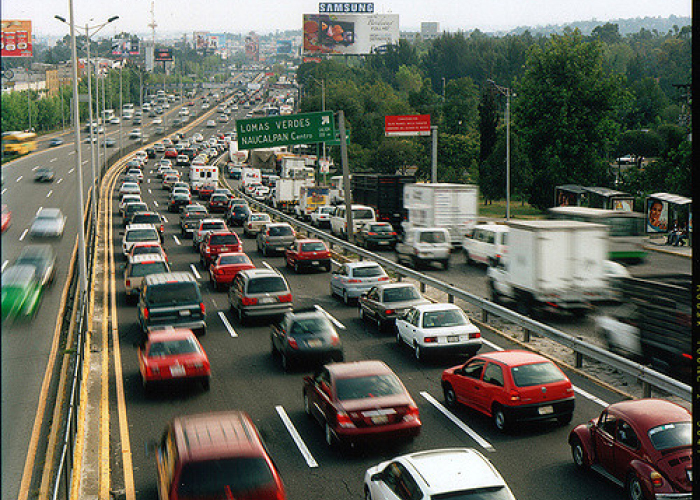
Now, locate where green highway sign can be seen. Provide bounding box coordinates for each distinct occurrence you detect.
[235,111,336,150]
[324,132,349,146]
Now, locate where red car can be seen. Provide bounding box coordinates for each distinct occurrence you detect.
[1,204,11,233]
[285,238,331,273]
[138,328,211,393]
[303,360,421,448]
[207,193,229,213]
[209,252,255,290]
[164,148,178,158]
[199,230,242,267]
[198,183,216,200]
[441,350,575,432]
[569,399,691,500]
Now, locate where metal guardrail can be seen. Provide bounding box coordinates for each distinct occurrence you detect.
[239,194,691,402]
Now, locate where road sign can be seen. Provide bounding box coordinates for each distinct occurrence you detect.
[324,132,349,146]
[385,114,431,137]
[236,111,335,150]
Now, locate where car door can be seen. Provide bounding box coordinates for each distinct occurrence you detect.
[479,361,506,413]
[308,369,333,425]
[610,419,642,481]
[361,287,380,319]
[397,309,419,345]
[286,242,298,266]
[271,316,289,353]
[330,265,347,295]
[451,358,487,410]
[593,411,617,474]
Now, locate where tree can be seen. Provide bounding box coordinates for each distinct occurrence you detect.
[442,77,479,135]
[514,30,624,209]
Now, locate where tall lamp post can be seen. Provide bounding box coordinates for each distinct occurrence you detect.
[487,79,513,220]
[56,14,118,224]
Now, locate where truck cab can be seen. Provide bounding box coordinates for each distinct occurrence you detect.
[395,227,451,270]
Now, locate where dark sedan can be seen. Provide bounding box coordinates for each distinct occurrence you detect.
[358,282,429,331]
[168,192,192,213]
[33,167,55,183]
[356,222,398,250]
[227,204,251,227]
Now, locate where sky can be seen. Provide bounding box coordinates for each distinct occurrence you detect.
[2,0,691,39]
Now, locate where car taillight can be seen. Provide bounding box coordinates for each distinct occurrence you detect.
[424,337,437,343]
[287,337,299,349]
[125,279,131,287]
[384,309,395,316]
[160,225,164,232]
[204,246,210,254]
[378,277,389,281]
[403,405,420,422]
[390,232,397,236]
[470,332,481,339]
[200,302,206,315]
[279,293,293,303]
[367,232,377,236]
[336,411,355,429]
[143,307,149,320]
[347,279,361,283]
[509,390,521,402]
[650,471,664,488]
[330,333,340,345]
[241,296,258,306]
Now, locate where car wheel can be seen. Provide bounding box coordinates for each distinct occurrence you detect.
[570,437,588,469]
[237,307,246,325]
[414,342,422,361]
[294,261,300,273]
[262,245,268,257]
[493,405,509,432]
[330,283,335,297]
[626,473,645,500]
[360,307,367,323]
[396,331,403,345]
[364,487,372,500]
[342,289,349,305]
[303,392,311,415]
[442,259,450,270]
[464,251,472,265]
[325,422,335,448]
[489,281,500,303]
[443,384,457,408]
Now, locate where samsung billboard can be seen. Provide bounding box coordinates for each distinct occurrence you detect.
[319,2,374,13]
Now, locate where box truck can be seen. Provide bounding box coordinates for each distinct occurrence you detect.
[351,174,415,232]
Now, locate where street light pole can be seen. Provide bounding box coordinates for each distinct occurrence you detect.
[85,26,98,223]
[487,79,513,220]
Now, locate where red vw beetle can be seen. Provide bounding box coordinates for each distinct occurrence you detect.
[569,398,691,500]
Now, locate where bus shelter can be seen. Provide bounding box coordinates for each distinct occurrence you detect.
[645,192,692,246]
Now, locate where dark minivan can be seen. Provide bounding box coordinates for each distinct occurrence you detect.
[138,272,206,336]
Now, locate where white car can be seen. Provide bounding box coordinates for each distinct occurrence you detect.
[119,182,141,197]
[252,185,270,201]
[119,194,142,215]
[594,304,642,359]
[134,151,148,163]
[364,448,516,500]
[29,208,67,238]
[192,133,203,142]
[462,223,509,267]
[109,117,120,125]
[310,205,335,227]
[152,117,163,125]
[395,303,482,360]
[330,261,389,305]
[206,120,216,128]
[122,224,161,256]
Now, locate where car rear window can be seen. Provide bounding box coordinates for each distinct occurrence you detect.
[511,362,566,387]
[132,245,161,257]
[352,209,374,219]
[202,222,226,231]
[219,254,250,265]
[384,287,421,303]
[290,318,333,337]
[370,224,392,232]
[353,266,384,278]
[268,226,292,237]
[126,229,159,242]
[419,231,446,243]
[246,276,287,294]
[126,204,148,214]
[132,214,160,224]
[423,309,468,328]
[648,422,691,451]
[177,458,275,499]
[130,261,168,277]
[148,337,200,357]
[146,282,200,304]
[210,234,239,246]
[431,485,511,500]
[335,374,404,401]
[301,242,326,252]
[211,195,228,202]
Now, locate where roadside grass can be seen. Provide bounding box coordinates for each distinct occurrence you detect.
[478,197,546,220]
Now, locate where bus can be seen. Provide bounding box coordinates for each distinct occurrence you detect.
[547,206,647,262]
[2,131,38,156]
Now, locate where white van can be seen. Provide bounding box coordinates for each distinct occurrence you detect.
[330,204,376,238]
[189,165,219,194]
[462,223,508,267]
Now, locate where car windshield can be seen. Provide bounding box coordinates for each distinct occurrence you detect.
[126,229,159,242]
[419,231,446,243]
[146,282,199,305]
[247,276,287,294]
[423,309,468,328]
[130,261,168,277]
[511,362,566,387]
[148,337,200,357]
[352,209,374,219]
[383,287,421,303]
[431,485,513,500]
[320,207,334,214]
[210,234,239,245]
[290,317,334,337]
[352,266,384,278]
[234,206,250,215]
[268,226,292,237]
[335,374,405,401]
[648,422,691,451]
[219,254,249,265]
[176,458,275,499]
[301,242,326,252]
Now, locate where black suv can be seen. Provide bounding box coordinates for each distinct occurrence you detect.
[138,272,206,336]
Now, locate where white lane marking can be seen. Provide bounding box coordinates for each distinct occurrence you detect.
[314,305,346,330]
[57,178,63,184]
[219,311,238,338]
[162,216,168,223]
[50,158,57,163]
[189,264,201,279]
[82,160,88,165]
[46,190,53,198]
[37,207,43,215]
[2,260,8,272]
[275,406,318,468]
[262,261,273,270]
[421,391,495,452]
[330,258,340,266]
[153,200,159,207]
[32,166,39,171]
[147,178,151,184]
[148,189,152,194]
[16,176,23,182]
[68,168,74,174]
[173,235,181,245]
[69,151,75,155]
[573,387,609,408]
[481,339,503,351]
[1,188,6,195]
[19,229,28,241]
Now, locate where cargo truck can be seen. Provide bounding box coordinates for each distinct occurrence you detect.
[296,186,330,220]
[403,183,478,246]
[351,174,415,232]
[487,220,608,317]
[272,178,314,213]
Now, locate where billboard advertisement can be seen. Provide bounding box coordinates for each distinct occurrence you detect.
[1,20,32,57]
[385,115,431,137]
[245,32,259,61]
[112,38,140,56]
[154,48,173,61]
[277,40,292,54]
[646,198,669,233]
[193,31,211,51]
[303,13,398,55]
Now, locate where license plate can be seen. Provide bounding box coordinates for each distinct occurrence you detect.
[312,261,319,265]
[259,297,274,304]
[306,339,322,348]
[378,241,389,245]
[538,405,554,415]
[447,335,460,343]
[179,310,191,317]
[275,247,284,252]
[221,247,229,251]
[371,415,389,425]
[170,365,186,377]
